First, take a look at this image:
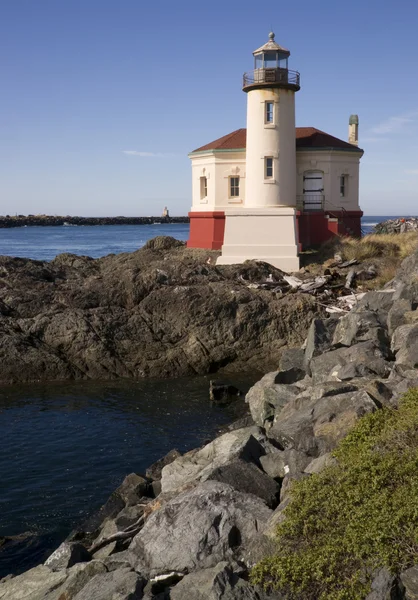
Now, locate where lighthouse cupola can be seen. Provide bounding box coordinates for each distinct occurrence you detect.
[243,31,300,91]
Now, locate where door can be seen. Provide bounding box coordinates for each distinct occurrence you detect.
[303,171,324,210]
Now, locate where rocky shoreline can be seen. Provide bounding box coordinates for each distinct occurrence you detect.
[3,245,418,598]
[0,216,189,228]
[0,236,320,385]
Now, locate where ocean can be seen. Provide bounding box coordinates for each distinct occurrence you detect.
[0,217,403,262]
[0,216,406,577]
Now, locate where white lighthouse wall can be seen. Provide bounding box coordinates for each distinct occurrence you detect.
[296,150,362,212]
[245,88,296,208]
[190,152,246,212]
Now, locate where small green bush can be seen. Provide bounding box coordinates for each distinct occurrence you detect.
[251,389,418,600]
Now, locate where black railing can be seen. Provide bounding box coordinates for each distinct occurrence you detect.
[243,68,300,89]
[296,194,324,211]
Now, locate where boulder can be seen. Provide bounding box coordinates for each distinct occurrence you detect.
[245,373,299,427]
[115,473,149,506]
[269,389,377,456]
[353,290,395,316]
[304,453,337,475]
[387,299,413,336]
[366,568,404,600]
[44,561,108,600]
[170,561,276,600]
[160,427,274,493]
[44,541,91,571]
[129,481,272,577]
[304,317,340,368]
[209,381,243,405]
[332,311,389,349]
[310,341,391,385]
[400,565,418,599]
[72,567,144,600]
[392,324,418,369]
[259,453,287,479]
[0,565,68,600]
[205,459,280,508]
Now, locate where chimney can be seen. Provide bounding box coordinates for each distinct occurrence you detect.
[348,114,359,146]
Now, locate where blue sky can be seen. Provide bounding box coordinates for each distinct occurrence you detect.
[1,0,417,217]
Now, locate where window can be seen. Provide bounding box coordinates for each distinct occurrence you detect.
[200,176,207,199]
[265,157,274,179]
[229,177,240,197]
[265,101,274,124]
[340,175,347,197]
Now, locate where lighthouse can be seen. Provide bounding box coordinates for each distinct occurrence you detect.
[216,32,301,271]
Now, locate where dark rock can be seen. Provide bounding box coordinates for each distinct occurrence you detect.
[0,246,319,384]
[392,324,418,369]
[210,381,243,405]
[160,426,275,493]
[310,341,391,385]
[388,299,413,336]
[115,473,149,506]
[332,311,390,349]
[274,367,306,385]
[259,453,286,479]
[44,541,91,571]
[129,481,272,577]
[206,459,280,508]
[170,561,277,600]
[400,565,418,599]
[269,389,377,456]
[102,550,134,572]
[146,450,181,481]
[353,290,395,315]
[279,347,305,373]
[114,504,149,530]
[0,565,68,600]
[72,567,145,600]
[219,415,255,434]
[304,317,340,369]
[245,372,299,427]
[366,567,404,600]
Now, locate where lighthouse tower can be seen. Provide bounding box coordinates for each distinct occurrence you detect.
[217,32,301,271]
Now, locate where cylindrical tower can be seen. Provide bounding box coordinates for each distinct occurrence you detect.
[243,32,300,208]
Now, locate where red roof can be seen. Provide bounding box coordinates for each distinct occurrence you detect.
[191,127,362,153]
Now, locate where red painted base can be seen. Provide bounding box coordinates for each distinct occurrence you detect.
[187,210,363,252]
[187,211,225,250]
[296,211,363,250]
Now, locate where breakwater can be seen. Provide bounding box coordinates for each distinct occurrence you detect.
[0,215,189,228]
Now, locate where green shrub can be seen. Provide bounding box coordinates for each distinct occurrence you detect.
[251,389,418,600]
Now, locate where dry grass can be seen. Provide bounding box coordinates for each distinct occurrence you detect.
[300,232,418,288]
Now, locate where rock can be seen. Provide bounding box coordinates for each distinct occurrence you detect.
[400,565,418,599]
[269,389,377,455]
[90,518,119,558]
[44,541,91,571]
[304,453,337,474]
[170,561,275,600]
[392,324,418,369]
[304,317,340,368]
[388,299,413,336]
[259,453,287,479]
[114,503,148,530]
[0,247,319,384]
[245,372,299,427]
[129,481,272,577]
[310,341,391,385]
[72,567,145,600]
[209,381,243,405]
[115,473,149,506]
[44,561,108,600]
[146,451,182,481]
[205,459,280,508]
[364,379,396,407]
[102,550,134,572]
[0,565,68,600]
[366,567,404,600]
[160,426,274,493]
[353,290,395,315]
[332,311,389,348]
